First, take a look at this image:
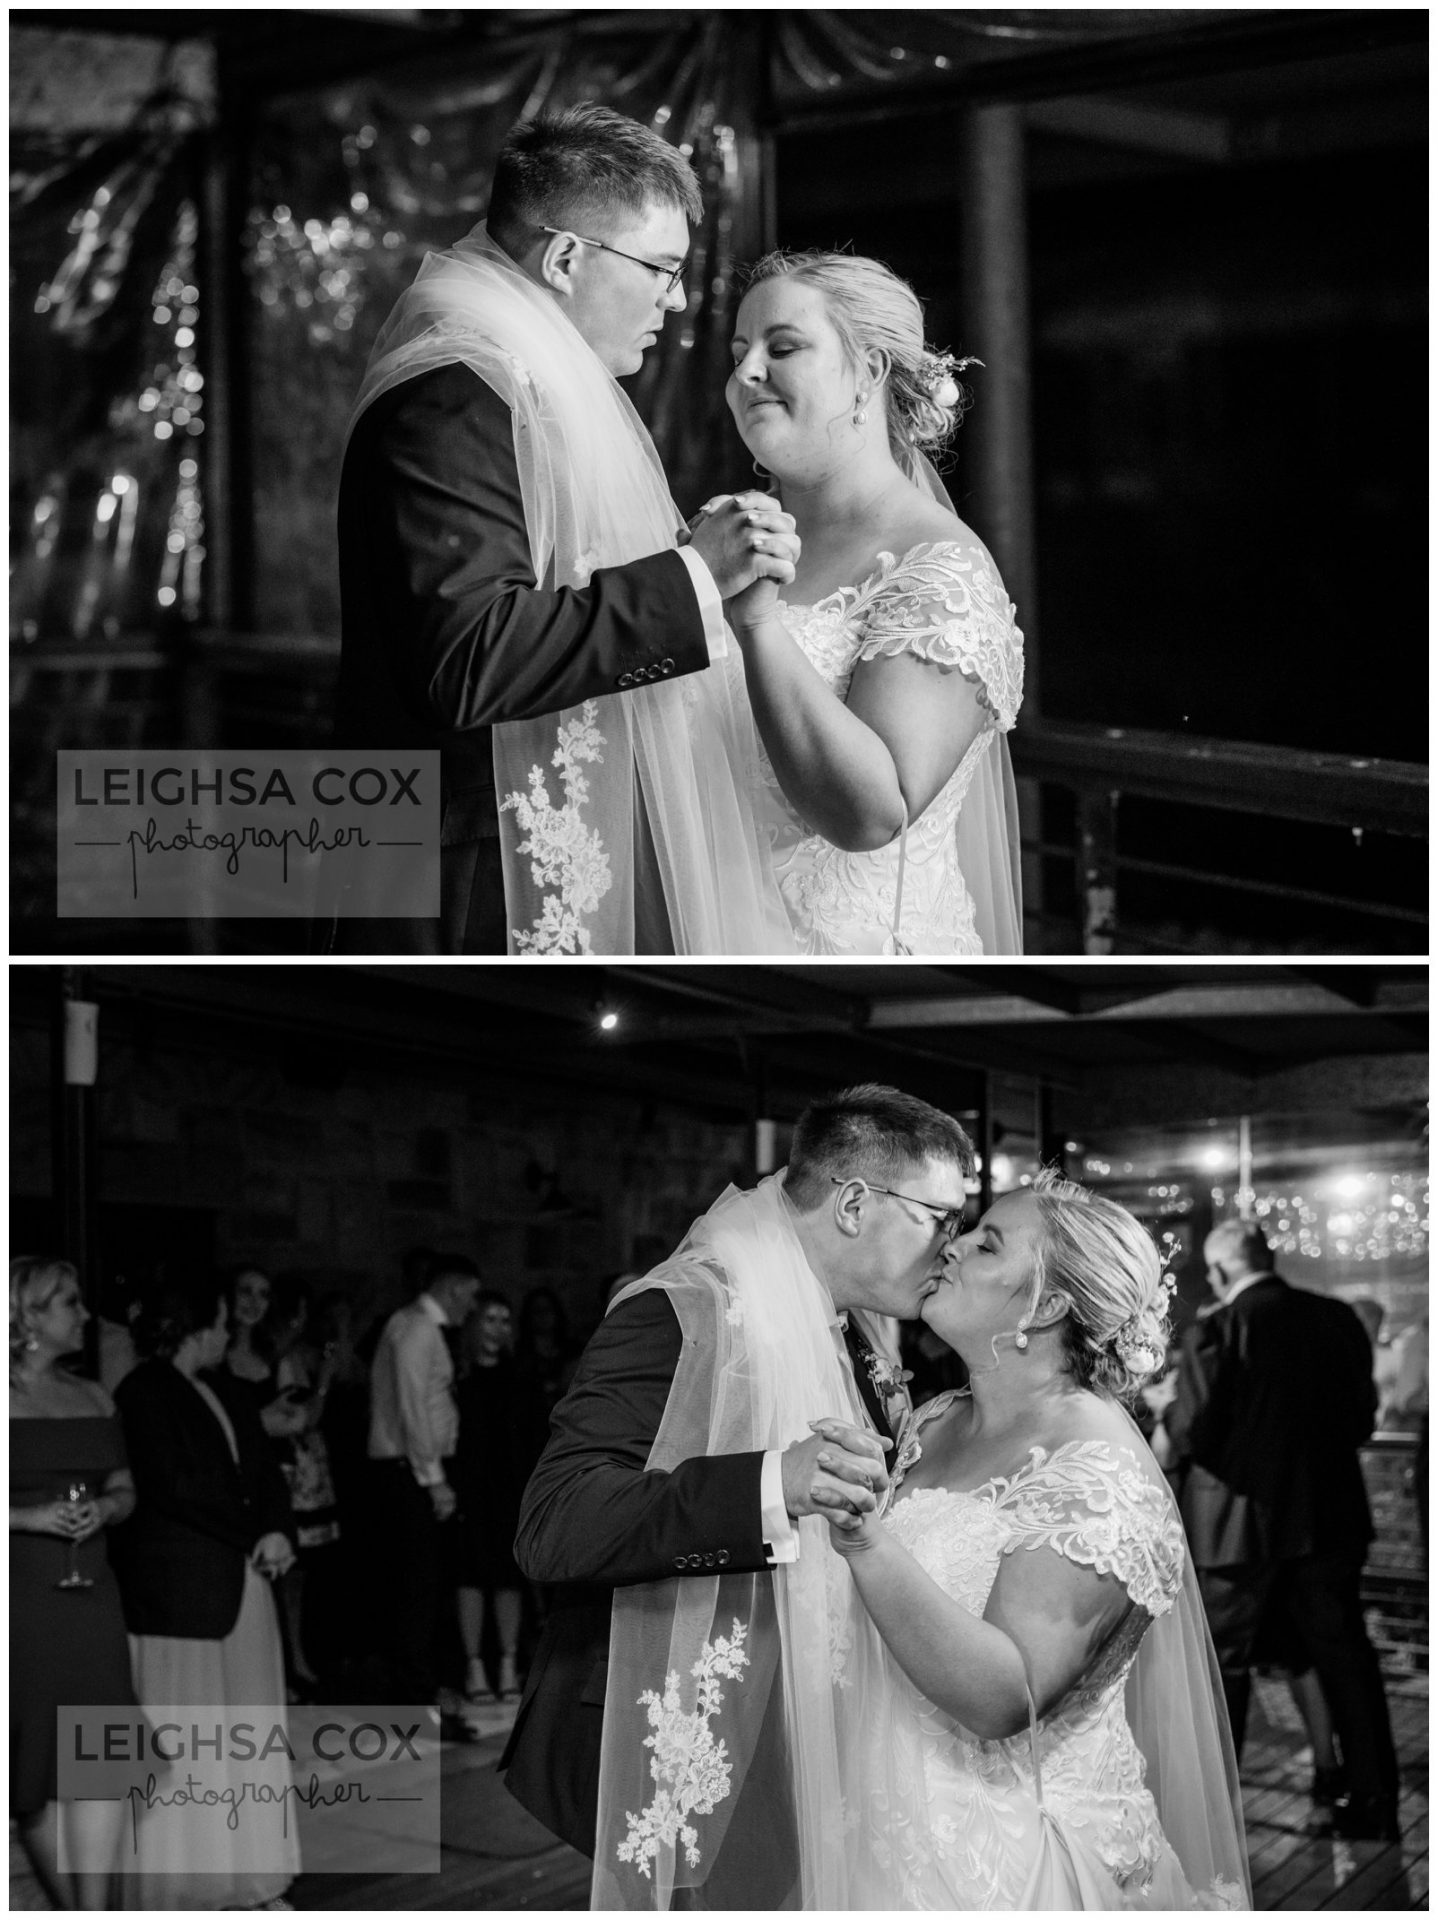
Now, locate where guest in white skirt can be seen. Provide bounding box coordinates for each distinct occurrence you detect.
[112,1274,299,1911]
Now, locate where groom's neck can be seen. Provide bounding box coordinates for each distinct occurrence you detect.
[781,1184,844,1317]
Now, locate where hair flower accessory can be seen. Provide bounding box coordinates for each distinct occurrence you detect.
[924,350,983,411]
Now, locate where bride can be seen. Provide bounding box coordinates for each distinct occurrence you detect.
[817,1172,1250,1908]
[719,250,1024,955]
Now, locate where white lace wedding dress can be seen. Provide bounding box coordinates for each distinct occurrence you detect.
[842,1391,1245,1910]
[759,536,1023,954]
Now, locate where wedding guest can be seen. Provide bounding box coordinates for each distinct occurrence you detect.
[453,1291,547,1701]
[10,1255,137,1910]
[1166,1218,1400,1841]
[219,1265,308,1446]
[368,1253,480,1703]
[113,1273,298,1908]
[269,1274,342,1695]
[513,1286,577,1413]
[312,1291,382,1672]
[96,1268,141,1395]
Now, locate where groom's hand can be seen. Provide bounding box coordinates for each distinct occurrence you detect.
[688,493,799,600]
[781,1422,892,1521]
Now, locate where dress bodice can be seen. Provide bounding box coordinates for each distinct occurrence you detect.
[9,1413,128,1499]
[9,1413,129,1587]
[758,536,1023,955]
[853,1396,1196,1907]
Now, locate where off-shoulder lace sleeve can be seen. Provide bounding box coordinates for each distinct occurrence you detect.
[850,541,1024,731]
[989,1441,1186,1617]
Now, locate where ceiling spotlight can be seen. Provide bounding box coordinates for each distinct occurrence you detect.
[596,1004,620,1033]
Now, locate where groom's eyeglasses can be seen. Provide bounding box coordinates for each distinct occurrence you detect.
[832,1176,966,1241]
[541,226,687,295]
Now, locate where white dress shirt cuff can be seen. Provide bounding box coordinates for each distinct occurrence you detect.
[410,1459,445,1489]
[676,545,729,663]
[760,1448,799,1564]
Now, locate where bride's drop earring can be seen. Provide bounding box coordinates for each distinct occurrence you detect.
[1014,1323,1029,1351]
[853,389,869,427]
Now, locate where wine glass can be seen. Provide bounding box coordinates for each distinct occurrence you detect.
[55,1479,95,1590]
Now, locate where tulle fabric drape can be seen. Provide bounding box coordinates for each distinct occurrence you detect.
[346,224,794,956]
[913,450,1023,953]
[590,1176,888,1910]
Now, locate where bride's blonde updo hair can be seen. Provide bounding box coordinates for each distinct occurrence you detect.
[1023,1169,1173,1399]
[742,249,974,479]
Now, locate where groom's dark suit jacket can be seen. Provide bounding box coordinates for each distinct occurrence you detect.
[332,363,711,952]
[1166,1273,1375,1567]
[500,1286,895,1861]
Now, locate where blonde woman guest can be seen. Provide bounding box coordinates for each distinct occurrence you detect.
[10,1256,137,1909]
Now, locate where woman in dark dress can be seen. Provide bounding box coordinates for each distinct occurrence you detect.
[10,1254,138,1909]
[452,1291,547,1701]
[113,1275,298,1909]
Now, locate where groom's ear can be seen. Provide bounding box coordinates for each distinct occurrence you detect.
[538,229,582,299]
[832,1178,867,1239]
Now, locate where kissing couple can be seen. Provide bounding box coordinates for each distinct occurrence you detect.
[334,104,1023,957]
[500,1085,1251,1910]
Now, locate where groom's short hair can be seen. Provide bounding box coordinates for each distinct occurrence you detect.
[784,1084,974,1209]
[489,103,703,253]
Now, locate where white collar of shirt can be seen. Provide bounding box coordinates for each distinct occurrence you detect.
[1222,1270,1270,1307]
[416,1291,449,1328]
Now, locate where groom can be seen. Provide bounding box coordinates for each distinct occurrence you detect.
[333,103,796,953]
[500,1084,972,1875]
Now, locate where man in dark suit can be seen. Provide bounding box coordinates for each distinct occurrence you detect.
[1164,1219,1400,1841]
[500,1085,973,1876]
[334,103,796,952]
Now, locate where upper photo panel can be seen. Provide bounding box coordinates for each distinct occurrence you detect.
[12,10,1427,958]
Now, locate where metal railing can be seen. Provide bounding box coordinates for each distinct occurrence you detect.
[1011,719,1428,955]
[12,639,1431,955]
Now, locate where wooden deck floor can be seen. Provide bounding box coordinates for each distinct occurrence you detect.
[1240,1668,1428,1911]
[9,1670,1427,1910]
[291,1665,1430,1912]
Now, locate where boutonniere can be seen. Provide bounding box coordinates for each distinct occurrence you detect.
[862,1348,914,1430]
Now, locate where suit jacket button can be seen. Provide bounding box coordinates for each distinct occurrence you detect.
[703,1552,716,1568]
[673,1555,687,1571]
[716,1549,731,1566]
[617,673,634,689]
[660,657,675,673]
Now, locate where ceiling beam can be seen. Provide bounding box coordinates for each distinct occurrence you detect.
[868,979,1425,1030]
[771,10,1427,132]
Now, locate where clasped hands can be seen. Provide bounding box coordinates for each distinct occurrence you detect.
[782,1418,891,1549]
[29,1495,109,1541]
[683,491,799,614]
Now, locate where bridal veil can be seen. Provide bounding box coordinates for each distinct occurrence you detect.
[347,224,793,956]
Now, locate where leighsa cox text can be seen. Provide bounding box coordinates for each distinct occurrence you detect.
[57,750,441,919]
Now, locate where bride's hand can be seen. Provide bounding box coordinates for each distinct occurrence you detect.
[823,1501,883,1555]
[688,493,798,605]
[728,570,783,633]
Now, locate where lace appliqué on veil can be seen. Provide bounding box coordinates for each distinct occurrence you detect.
[500,700,612,953]
[617,1618,749,1878]
[988,1442,1186,1618]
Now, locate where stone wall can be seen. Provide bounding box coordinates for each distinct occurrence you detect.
[11,1021,750,1342]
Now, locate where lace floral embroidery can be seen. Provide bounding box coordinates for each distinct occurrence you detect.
[617,1618,750,1878]
[819,542,1024,730]
[985,1442,1185,1616]
[500,700,612,954]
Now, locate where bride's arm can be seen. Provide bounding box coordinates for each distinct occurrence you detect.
[730,582,987,853]
[815,1438,1131,1740]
